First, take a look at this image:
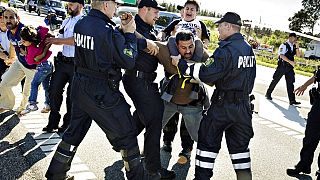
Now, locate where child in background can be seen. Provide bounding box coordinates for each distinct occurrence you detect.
[20,25,54,115]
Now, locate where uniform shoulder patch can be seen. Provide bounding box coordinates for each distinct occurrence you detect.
[123,48,133,58]
[204,57,214,67]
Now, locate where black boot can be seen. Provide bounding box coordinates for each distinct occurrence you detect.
[286,166,311,176]
[159,168,175,179]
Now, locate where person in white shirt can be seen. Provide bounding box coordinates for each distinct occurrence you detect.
[0,6,15,81]
[265,32,301,105]
[42,0,83,133]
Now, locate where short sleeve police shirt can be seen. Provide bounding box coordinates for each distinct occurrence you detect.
[58,14,83,57]
[278,41,293,55]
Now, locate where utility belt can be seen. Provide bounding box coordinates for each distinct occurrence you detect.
[211,89,249,105]
[278,59,292,67]
[54,52,73,64]
[124,69,156,82]
[75,66,120,91]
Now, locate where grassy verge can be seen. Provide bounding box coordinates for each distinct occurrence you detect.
[256,58,314,77]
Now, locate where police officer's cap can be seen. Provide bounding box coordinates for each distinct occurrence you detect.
[289,33,297,37]
[138,0,166,11]
[66,0,85,6]
[215,12,242,26]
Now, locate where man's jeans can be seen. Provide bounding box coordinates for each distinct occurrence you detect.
[162,101,203,141]
[29,61,53,105]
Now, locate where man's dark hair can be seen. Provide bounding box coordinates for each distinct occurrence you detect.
[289,33,297,37]
[175,30,194,44]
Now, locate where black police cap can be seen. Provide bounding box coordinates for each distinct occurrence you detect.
[66,0,85,6]
[215,12,242,26]
[289,33,297,37]
[138,0,166,11]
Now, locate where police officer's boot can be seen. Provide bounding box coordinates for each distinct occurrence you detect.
[45,141,77,180]
[286,165,311,176]
[236,169,252,180]
[121,147,149,180]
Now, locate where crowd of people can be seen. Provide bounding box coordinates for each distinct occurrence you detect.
[0,0,319,179]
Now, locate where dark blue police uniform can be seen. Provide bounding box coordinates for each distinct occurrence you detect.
[45,9,146,180]
[178,33,256,179]
[266,42,298,104]
[287,69,320,178]
[122,14,164,175]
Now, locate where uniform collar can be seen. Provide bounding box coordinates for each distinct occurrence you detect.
[135,14,154,32]
[225,32,244,41]
[286,40,294,47]
[89,9,116,26]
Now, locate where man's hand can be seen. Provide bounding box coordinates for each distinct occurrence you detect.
[0,52,7,60]
[146,39,159,56]
[45,37,56,45]
[294,84,308,96]
[121,13,136,33]
[20,48,26,56]
[195,27,202,38]
[171,55,181,66]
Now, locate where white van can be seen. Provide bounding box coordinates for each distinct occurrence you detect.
[304,40,320,60]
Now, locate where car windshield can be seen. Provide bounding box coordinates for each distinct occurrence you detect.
[156,15,171,27]
[50,1,63,8]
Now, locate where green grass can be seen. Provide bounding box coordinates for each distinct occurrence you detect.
[256,58,314,77]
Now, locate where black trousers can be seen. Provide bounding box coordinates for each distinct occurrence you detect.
[47,61,74,129]
[296,100,320,170]
[46,74,145,179]
[195,101,253,179]
[123,74,163,173]
[266,63,296,102]
[163,113,194,150]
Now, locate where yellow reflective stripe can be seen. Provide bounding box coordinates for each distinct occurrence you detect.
[176,66,181,78]
[181,78,190,89]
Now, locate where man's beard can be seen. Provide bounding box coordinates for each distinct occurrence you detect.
[6,22,17,30]
[68,7,79,17]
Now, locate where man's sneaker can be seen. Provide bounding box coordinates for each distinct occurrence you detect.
[265,94,272,100]
[290,101,301,105]
[177,148,192,165]
[20,104,39,115]
[159,168,175,179]
[287,166,311,176]
[161,141,172,152]
[41,105,51,113]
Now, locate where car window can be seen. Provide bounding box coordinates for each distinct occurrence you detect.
[50,1,63,8]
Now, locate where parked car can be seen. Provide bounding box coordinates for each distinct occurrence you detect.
[24,0,37,13]
[112,6,180,34]
[155,11,180,32]
[83,4,91,15]
[8,0,25,9]
[36,0,66,19]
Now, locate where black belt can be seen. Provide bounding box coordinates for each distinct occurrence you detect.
[124,69,156,81]
[211,90,249,104]
[75,67,109,80]
[61,56,73,63]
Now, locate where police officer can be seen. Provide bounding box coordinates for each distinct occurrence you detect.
[265,33,301,105]
[287,68,320,179]
[174,12,256,179]
[122,0,175,178]
[43,0,83,132]
[45,0,148,179]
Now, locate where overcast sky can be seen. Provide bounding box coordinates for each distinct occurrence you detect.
[162,0,316,32]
